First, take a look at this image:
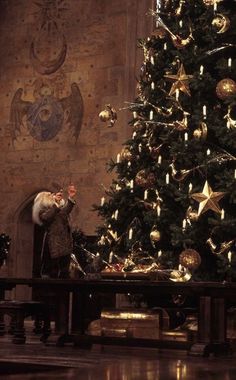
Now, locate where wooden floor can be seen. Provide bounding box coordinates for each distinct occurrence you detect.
[0,322,236,379]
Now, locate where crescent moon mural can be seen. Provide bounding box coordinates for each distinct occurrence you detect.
[30,34,67,75]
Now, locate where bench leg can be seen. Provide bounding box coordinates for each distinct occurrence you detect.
[12,309,26,344]
[33,315,43,334]
[40,308,51,343]
[0,314,5,335]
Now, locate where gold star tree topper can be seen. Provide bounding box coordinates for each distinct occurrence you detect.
[165,64,193,97]
[191,181,225,216]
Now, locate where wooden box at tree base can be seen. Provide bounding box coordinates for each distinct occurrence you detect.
[161,331,188,342]
[100,308,160,340]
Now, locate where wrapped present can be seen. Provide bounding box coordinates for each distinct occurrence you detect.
[161,330,188,342]
[100,308,161,340]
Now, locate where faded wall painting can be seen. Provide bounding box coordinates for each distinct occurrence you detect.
[10,81,83,141]
[9,0,83,142]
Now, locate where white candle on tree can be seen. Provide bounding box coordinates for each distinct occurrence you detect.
[221,209,225,220]
[128,228,133,240]
[176,89,180,101]
[116,153,121,163]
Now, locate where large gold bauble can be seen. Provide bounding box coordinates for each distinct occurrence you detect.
[99,110,110,122]
[121,147,132,161]
[179,249,201,270]
[150,229,161,242]
[216,78,236,100]
[135,170,155,188]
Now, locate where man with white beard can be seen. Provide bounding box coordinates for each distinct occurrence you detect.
[32,184,77,278]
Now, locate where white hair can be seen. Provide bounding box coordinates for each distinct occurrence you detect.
[32,191,66,225]
[32,192,54,225]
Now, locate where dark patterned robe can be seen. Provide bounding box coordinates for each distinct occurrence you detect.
[39,199,75,259]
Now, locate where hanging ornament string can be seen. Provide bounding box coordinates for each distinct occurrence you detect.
[148,10,194,49]
[169,151,236,182]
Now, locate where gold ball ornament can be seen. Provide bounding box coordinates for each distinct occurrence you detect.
[135,170,147,187]
[150,229,161,242]
[216,78,236,100]
[99,110,110,122]
[121,147,132,161]
[133,121,144,132]
[135,170,155,188]
[193,122,208,140]
[147,172,156,187]
[193,128,202,139]
[186,207,199,222]
[179,249,201,270]
[99,104,117,127]
[203,0,222,6]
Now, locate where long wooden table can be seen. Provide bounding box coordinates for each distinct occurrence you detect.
[0,277,235,356]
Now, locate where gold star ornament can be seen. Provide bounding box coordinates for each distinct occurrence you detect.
[191,181,225,216]
[165,64,193,97]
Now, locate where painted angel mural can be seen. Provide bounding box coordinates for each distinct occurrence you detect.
[9,83,83,142]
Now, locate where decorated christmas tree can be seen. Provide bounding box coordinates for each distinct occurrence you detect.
[94,0,236,281]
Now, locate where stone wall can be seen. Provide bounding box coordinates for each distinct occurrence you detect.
[0,0,152,280]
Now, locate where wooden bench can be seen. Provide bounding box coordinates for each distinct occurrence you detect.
[0,300,51,344]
